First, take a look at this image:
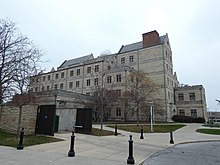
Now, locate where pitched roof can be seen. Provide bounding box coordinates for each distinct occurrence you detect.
[58,54,94,69]
[118,35,166,54]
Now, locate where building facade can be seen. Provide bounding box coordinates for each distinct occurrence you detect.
[174,85,207,120]
[207,111,220,123]
[30,30,207,121]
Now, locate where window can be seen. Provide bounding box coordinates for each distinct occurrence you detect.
[94,78,99,86]
[43,76,46,82]
[55,73,59,79]
[191,109,197,118]
[76,81,80,87]
[47,85,50,90]
[77,69,80,75]
[168,91,171,99]
[189,93,196,101]
[116,89,121,96]
[95,65,99,72]
[129,55,134,62]
[69,82,73,89]
[60,83,64,89]
[121,57,125,64]
[166,64,168,70]
[116,107,121,116]
[61,72,64,78]
[41,86,45,91]
[107,108,111,116]
[87,79,91,86]
[48,75,51,81]
[178,93,184,101]
[87,67,91,73]
[35,87,38,92]
[107,76,112,83]
[179,109,185,116]
[167,77,170,86]
[70,70,74,76]
[116,74,121,82]
[54,84,58,89]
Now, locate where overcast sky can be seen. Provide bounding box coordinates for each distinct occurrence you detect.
[1,0,220,111]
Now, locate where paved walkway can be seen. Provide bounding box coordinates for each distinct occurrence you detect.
[0,124,219,165]
[143,141,220,165]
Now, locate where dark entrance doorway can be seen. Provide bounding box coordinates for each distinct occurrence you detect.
[75,108,92,133]
[36,105,56,136]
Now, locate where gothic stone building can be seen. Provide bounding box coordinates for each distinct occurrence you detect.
[30,30,207,122]
[174,85,207,120]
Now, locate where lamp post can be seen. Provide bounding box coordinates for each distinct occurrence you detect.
[100,73,105,131]
[149,102,154,132]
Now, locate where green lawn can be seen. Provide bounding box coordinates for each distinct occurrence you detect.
[196,129,220,135]
[107,124,185,133]
[87,128,116,136]
[0,130,63,148]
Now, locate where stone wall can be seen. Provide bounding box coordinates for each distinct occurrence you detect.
[0,105,38,135]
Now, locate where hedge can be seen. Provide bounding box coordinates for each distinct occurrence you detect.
[172,115,205,123]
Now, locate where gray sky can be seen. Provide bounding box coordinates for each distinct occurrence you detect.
[1,0,220,111]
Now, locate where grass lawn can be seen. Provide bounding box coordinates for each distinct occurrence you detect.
[196,129,220,135]
[107,124,185,133]
[87,128,116,136]
[0,130,63,148]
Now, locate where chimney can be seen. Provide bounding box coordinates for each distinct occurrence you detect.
[142,30,159,48]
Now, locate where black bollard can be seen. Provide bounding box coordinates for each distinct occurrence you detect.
[140,127,144,139]
[17,128,24,150]
[115,124,117,136]
[68,131,75,157]
[127,135,135,164]
[169,130,174,144]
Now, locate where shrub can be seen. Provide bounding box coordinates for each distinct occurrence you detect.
[172,115,205,123]
[193,117,205,123]
[172,115,193,123]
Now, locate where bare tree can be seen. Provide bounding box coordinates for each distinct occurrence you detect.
[91,86,119,123]
[11,92,38,137]
[124,70,158,126]
[0,18,42,103]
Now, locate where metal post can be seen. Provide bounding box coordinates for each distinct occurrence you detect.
[115,123,117,136]
[127,135,135,164]
[150,104,154,132]
[140,126,144,139]
[101,97,103,131]
[17,128,24,150]
[169,130,174,144]
[68,131,75,157]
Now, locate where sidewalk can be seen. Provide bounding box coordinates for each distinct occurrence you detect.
[0,123,219,165]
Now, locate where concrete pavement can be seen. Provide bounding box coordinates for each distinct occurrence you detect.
[143,141,220,165]
[0,123,219,165]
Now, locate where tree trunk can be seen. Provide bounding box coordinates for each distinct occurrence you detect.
[136,107,139,127]
[17,106,22,138]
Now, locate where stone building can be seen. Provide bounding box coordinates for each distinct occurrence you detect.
[207,111,220,123]
[174,85,207,119]
[0,90,92,135]
[29,30,207,122]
